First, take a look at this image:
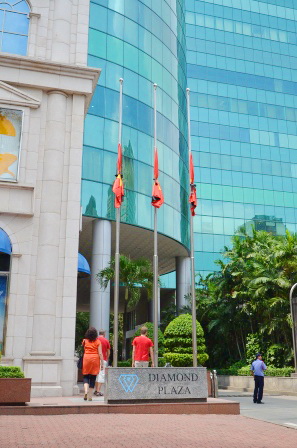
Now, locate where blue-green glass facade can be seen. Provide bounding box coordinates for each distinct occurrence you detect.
[83,0,190,248]
[186,0,297,275]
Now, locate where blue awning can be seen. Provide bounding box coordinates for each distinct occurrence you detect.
[0,229,12,255]
[78,253,91,277]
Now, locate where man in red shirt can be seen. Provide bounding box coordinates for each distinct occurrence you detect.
[94,330,110,396]
[132,326,154,368]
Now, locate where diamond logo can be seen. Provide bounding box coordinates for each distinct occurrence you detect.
[118,374,139,393]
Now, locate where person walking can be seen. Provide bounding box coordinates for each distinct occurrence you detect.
[132,326,154,367]
[94,329,111,396]
[251,353,267,404]
[82,327,104,401]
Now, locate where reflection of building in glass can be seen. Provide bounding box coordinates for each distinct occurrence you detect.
[186,1,297,276]
[85,195,98,218]
[243,215,286,237]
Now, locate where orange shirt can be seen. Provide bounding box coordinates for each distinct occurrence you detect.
[132,335,153,361]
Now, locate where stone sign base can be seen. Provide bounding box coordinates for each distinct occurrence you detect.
[105,367,208,404]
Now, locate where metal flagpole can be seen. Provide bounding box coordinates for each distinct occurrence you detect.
[153,83,159,368]
[113,77,123,368]
[186,87,197,368]
[289,283,297,373]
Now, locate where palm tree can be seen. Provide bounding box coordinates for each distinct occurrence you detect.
[97,254,153,359]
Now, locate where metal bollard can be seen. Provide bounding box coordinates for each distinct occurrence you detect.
[212,369,218,398]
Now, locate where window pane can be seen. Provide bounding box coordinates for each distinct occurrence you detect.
[4,11,29,34]
[2,33,27,55]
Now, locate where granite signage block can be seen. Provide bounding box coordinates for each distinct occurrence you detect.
[105,367,208,403]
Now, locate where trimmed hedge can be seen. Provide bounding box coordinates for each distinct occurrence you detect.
[217,366,294,377]
[0,366,25,378]
[164,314,208,367]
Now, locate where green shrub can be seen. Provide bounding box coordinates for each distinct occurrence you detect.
[217,366,294,377]
[265,367,294,377]
[117,357,166,367]
[245,333,262,365]
[133,322,165,356]
[158,357,166,367]
[0,366,25,378]
[117,360,132,367]
[216,367,241,375]
[238,366,252,376]
[163,314,208,367]
[265,344,294,368]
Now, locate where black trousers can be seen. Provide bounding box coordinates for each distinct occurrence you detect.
[83,374,96,389]
[253,375,264,403]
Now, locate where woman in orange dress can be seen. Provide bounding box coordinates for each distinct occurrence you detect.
[82,327,104,401]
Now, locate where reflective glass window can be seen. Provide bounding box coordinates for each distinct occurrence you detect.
[0,1,29,55]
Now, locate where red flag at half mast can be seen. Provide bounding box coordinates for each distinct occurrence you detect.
[152,147,164,208]
[189,152,197,216]
[112,143,124,208]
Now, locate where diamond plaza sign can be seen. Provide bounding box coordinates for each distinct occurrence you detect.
[105,367,208,403]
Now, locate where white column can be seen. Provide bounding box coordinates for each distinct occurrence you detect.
[176,256,191,313]
[31,91,67,354]
[90,219,111,338]
[51,0,72,63]
[24,91,67,397]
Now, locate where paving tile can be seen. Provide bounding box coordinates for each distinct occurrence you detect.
[0,414,296,448]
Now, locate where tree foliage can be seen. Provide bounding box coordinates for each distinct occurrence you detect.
[163,314,209,366]
[198,229,296,368]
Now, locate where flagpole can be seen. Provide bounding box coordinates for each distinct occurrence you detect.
[186,87,197,368]
[153,83,159,368]
[113,77,123,368]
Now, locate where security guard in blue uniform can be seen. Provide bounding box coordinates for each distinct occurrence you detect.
[251,353,267,404]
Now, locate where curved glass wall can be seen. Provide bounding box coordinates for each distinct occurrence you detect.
[0,0,30,55]
[83,0,190,248]
[186,0,297,275]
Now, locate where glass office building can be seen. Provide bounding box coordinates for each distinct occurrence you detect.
[186,0,297,275]
[83,0,190,249]
[83,0,297,279]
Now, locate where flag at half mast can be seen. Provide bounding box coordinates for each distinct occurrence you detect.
[112,143,124,208]
[151,147,164,208]
[189,152,197,216]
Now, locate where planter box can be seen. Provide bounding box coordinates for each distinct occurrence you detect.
[0,378,31,405]
[218,375,297,396]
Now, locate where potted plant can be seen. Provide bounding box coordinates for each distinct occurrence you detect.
[0,365,31,405]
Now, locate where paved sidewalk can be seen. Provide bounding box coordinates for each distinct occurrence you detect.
[0,414,296,448]
[220,389,297,429]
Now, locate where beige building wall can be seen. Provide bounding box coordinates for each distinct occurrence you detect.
[0,0,99,396]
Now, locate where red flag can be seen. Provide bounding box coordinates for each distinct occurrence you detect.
[152,181,164,208]
[154,147,159,180]
[152,147,164,208]
[189,152,194,184]
[112,174,124,208]
[117,143,122,175]
[189,184,197,216]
